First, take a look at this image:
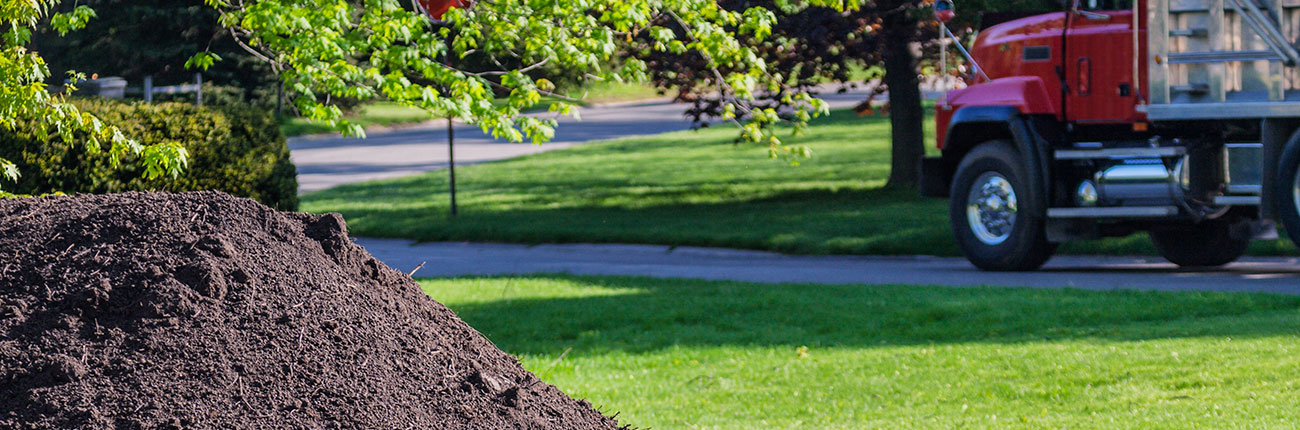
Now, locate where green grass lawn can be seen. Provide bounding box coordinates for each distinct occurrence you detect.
[301,106,1296,256]
[421,275,1300,429]
[281,83,663,137]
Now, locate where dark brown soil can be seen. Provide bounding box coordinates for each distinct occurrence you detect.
[0,191,622,430]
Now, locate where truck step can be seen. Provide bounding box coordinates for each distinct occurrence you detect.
[1047,206,1180,218]
[1054,147,1186,160]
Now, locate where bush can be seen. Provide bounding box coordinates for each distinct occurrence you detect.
[156,83,281,112]
[0,98,298,210]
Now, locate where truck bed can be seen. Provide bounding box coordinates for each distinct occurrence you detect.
[1146,0,1300,119]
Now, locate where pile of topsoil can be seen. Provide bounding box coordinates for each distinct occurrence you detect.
[0,191,622,429]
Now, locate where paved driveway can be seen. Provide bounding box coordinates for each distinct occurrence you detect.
[358,239,1300,294]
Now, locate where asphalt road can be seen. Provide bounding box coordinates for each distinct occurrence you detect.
[288,91,880,192]
[358,239,1300,294]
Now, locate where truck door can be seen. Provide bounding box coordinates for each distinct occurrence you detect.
[1064,0,1141,123]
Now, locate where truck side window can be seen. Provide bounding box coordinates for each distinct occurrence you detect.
[1080,0,1132,10]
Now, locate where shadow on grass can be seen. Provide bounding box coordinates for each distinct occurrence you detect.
[317,178,1297,257]
[437,275,1300,357]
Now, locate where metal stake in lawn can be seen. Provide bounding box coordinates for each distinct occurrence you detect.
[447,115,457,216]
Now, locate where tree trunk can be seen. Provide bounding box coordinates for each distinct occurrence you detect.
[882,9,925,189]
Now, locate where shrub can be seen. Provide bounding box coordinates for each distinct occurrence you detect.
[0,98,298,210]
[156,83,281,112]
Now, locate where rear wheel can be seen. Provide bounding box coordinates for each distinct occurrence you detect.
[949,140,1056,271]
[1148,221,1249,267]
[1276,129,1300,251]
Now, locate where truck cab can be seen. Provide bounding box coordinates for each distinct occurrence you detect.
[927,0,1300,270]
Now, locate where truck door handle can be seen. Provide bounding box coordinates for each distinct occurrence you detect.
[1077,57,1091,96]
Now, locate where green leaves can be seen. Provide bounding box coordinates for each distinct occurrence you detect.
[199,0,837,151]
[2,0,850,189]
[49,5,96,36]
[140,142,191,180]
[739,7,777,40]
[0,158,18,183]
[0,0,188,193]
[184,52,223,70]
[4,25,31,47]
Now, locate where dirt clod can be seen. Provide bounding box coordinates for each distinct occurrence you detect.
[0,191,622,429]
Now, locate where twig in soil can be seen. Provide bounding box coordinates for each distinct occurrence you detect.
[407,261,427,277]
[234,375,266,418]
[189,207,208,225]
[70,247,93,260]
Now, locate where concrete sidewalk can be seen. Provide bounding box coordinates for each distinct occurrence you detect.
[356,238,1300,294]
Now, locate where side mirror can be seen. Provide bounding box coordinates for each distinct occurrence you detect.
[934,0,956,23]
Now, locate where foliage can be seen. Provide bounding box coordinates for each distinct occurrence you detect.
[0,0,187,194]
[0,98,298,210]
[425,275,1300,429]
[9,0,838,194]
[196,0,846,156]
[629,0,1059,185]
[33,0,280,109]
[152,83,280,111]
[634,1,889,119]
[633,0,1058,110]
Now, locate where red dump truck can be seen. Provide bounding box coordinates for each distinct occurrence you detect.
[923,0,1300,270]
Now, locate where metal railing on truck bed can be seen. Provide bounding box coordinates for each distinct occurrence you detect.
[1147,0,1300,119]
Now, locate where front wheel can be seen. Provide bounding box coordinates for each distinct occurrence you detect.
[949,140,1056,271]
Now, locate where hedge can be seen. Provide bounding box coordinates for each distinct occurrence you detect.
[0,98,298,210]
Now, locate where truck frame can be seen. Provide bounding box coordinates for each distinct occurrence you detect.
[923,0,1300,270]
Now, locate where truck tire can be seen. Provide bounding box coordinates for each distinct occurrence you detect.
[949,140,1056,271]
[1148,221,1249,267]
[1276,130,1300,252]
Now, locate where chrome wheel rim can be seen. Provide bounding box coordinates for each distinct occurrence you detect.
[965,172,1018,246]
